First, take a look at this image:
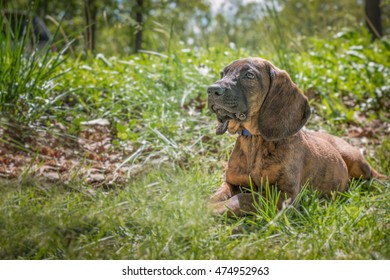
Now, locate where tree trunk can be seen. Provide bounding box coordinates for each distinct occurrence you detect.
[365,0,382,39]
[134,0,144,53]
[84,0,97,52]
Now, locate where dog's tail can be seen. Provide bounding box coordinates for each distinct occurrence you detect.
[350,159,387,182]
[370,167,388,181]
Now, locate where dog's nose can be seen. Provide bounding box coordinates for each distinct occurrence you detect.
[207,85,225,96]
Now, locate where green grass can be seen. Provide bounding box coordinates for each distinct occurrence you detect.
[0,11,68,124]
[0,28,389,259]
[0,167,388,259]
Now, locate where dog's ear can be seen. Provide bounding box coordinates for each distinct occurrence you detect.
[258,65,311,141]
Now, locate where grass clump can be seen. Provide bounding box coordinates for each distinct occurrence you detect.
[0,11,68,124]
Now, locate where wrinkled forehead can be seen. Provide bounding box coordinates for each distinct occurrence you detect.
[222,57,268,75]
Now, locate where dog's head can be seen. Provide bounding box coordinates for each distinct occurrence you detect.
[207,57,311,140]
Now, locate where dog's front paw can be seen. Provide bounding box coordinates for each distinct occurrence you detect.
[209,182,233,203]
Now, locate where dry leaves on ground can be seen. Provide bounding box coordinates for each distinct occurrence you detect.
[0,113,388,186]
[0,120,138,187]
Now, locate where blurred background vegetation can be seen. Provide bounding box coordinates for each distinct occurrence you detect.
[2,0,389,56]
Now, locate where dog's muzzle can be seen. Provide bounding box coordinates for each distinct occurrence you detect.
[207,84,247,135]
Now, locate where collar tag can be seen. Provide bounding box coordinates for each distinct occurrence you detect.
[241,129,252,136]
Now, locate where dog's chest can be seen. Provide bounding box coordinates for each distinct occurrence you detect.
[225,136,282,187]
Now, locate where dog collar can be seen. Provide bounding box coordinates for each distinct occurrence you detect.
[241,129,252,136]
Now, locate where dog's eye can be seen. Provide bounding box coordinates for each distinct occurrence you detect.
[245,72,255,79]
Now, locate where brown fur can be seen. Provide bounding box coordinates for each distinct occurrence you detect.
[207,58,385,217]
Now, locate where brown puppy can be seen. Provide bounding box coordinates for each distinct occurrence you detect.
[207,57,384,216]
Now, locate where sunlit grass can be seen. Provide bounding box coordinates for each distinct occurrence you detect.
[0,165,388,259]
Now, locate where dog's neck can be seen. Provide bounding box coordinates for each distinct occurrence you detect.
[227,118,262,136]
